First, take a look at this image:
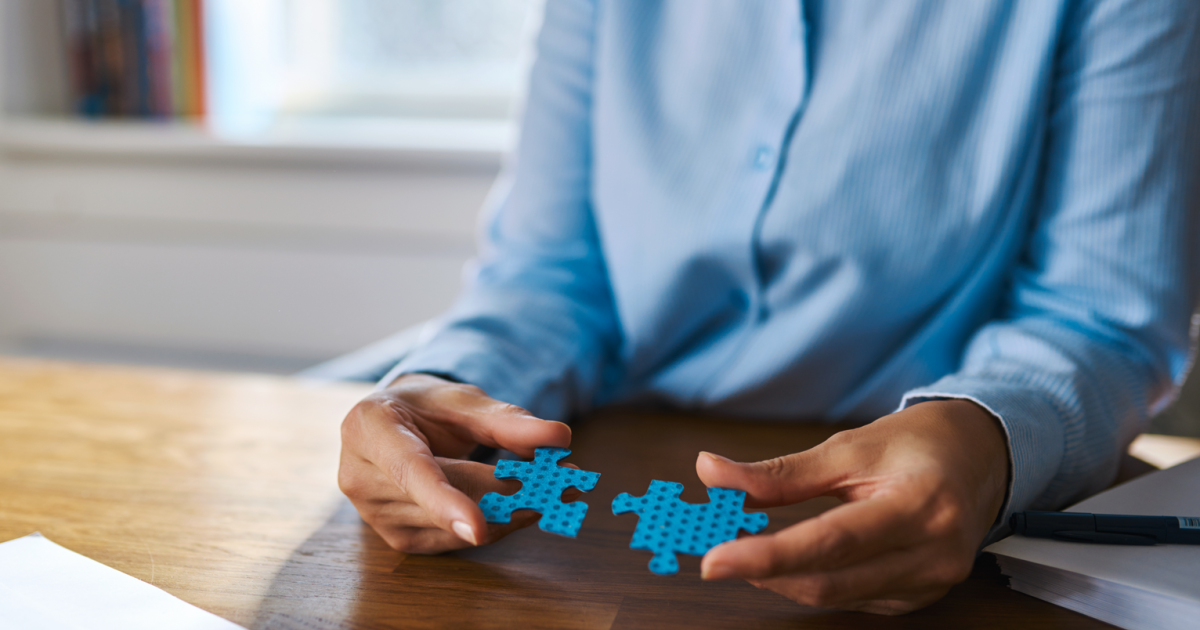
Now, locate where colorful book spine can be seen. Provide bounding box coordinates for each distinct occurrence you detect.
[143,0,175,118]
[174,0,206,119]
[61,0,99,117]
[59,0,207,121]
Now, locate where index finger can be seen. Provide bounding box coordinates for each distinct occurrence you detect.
[357,412,488,546]
[701,493,924,581]
[434,397,572,459]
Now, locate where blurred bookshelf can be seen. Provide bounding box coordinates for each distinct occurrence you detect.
[59,0,208,121]
[0,0,529,166]
[0,0,510,376]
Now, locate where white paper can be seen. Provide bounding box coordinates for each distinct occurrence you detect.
[0,533,245,630]
[986,456,1200,601]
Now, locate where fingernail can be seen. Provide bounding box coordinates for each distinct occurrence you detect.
[701,561,735,581]
[451,520,478,546]
[701,451,734,464]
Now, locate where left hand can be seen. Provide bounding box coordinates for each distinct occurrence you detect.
[696,400,1009,615]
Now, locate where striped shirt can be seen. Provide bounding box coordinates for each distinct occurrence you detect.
[385,0,1200,527]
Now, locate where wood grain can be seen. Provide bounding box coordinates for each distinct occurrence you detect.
[0,358,1117,629]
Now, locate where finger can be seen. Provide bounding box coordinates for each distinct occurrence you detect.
[425,386,572,458]
[377,513,541,555]
[367,504,535,546]
[346,456,519,504]
[353,460,522,530]
[696,449,842,508]
[701,493,923,580]
[361,416,488,546]
[439,459,583,525]
[441,459,524,500]
[362,497,544,543]
[746,545,965,612]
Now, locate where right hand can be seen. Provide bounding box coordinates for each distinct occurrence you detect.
[339,373,572,553]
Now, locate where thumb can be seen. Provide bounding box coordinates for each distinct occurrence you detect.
[438,390,572,459]
[696,450,838,508]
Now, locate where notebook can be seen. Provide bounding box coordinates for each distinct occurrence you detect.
[985,456,1200,630]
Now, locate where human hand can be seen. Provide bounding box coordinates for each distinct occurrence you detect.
[696,400,1009,615]
[339,373,572,553]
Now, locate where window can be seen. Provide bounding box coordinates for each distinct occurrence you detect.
[207,0,540,148]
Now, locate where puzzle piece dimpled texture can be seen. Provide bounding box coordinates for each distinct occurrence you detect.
[478,447,601,538]
[612,480,769,575]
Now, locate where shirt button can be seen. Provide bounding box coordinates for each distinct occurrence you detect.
[752,145,774,171]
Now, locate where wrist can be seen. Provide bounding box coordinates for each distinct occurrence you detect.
[904,399,1012,529]
[948,399,1011,528]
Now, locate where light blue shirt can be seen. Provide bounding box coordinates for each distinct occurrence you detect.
[386,0,1200,526]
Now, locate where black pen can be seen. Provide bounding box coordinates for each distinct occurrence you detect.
[1011,511,1200,545]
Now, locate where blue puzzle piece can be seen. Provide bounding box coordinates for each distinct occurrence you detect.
[613,480,768,575]
[478,447,601,537]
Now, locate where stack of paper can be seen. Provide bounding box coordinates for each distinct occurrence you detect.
[986,456,1200,630]
[0,532,244,630]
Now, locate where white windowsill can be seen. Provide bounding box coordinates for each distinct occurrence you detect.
[0,116,511,169]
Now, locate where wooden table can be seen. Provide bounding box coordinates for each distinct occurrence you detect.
[0,358,1122,629]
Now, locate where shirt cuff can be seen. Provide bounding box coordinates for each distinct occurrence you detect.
[898,375,1066,545]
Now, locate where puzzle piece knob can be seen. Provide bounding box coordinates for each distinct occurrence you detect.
[649,553,679,575]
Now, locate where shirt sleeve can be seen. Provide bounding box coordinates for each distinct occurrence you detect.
[380,0,620,421]
[900,0,1200,534]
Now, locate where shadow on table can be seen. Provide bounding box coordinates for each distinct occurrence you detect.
[249,409,1105,630]
[247,500,1074,630]
[248,498,622,630]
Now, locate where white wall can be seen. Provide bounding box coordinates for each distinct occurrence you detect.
[0,0,68,116]
[0,155,493,373]
[0,0,497,374]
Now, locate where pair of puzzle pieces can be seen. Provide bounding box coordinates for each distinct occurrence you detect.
[477,447,768,575]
